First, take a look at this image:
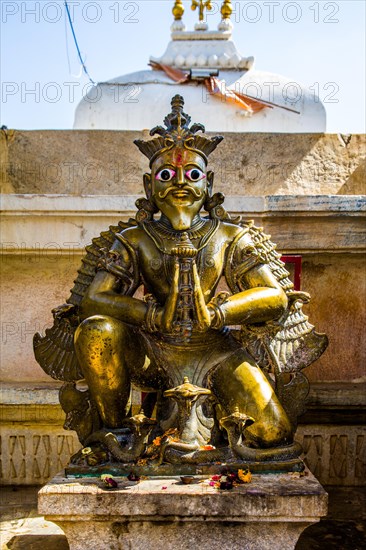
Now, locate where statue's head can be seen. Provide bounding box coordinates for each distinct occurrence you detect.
[134,95,223,230]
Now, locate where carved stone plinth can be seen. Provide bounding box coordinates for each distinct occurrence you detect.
[38,470,327,550]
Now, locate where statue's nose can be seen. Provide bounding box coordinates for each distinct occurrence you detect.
[175,166,185,186]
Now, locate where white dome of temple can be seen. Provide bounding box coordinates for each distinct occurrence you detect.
[73,2,326,133]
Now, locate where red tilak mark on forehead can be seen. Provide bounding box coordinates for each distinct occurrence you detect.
[175,152,183,165]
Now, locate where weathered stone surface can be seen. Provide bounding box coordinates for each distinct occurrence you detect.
[2,486,364,550]
[1,131,365,195]
[0,128,15,193]
[305,382,366,409]
[0,254,81,382]
[300,253,366,383]
[47,521,315,550]
[38,471,327,550]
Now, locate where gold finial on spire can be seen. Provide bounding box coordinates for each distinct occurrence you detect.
[221,0,233,20]
[172,0,184,20]
[191,0,212,22]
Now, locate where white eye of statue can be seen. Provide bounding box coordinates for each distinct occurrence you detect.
[185,168,206,182]
[156,168,176,182]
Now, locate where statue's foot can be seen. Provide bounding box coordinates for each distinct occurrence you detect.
[81,413,156,463]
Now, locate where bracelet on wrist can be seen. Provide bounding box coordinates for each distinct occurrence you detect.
[144,297,159,333]
[210,303,226,330]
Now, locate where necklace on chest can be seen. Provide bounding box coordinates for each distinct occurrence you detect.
[143,218,220,255]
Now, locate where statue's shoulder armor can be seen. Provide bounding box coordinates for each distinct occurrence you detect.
[218,219,249,238]
[225,220,293,294]
[114,224,152,252]
[115,223,143,240]
[33,218,137,382]
[69,219,138,308]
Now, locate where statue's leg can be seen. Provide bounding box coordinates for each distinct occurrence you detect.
[74,315,145,428]
[208,349,292,447]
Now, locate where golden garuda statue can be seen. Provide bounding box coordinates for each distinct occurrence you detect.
[34,96,328,474]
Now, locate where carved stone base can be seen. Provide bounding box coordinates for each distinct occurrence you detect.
[38,470,327,550]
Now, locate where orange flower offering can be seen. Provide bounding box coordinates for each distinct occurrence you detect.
[238,469,252,483]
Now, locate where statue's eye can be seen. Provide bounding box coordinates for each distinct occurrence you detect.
[185,168,205,182]
[156,168,176,181]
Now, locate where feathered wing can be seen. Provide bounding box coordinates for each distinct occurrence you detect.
[226,221,328,376]
[33,220,137,381]
[265,300,328,374]
[33,314,82,381]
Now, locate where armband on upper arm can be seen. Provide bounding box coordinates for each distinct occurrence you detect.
[96,233,140,295]
[97,248,134,285]
[225,229,266,292]
[225,223,293,294]
[231,244,265,282]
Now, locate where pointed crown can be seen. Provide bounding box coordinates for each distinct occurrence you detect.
[134,95,223,166]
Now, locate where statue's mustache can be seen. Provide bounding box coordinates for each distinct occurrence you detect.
[157,186,204,200]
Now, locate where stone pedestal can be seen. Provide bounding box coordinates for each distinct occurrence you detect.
[38,470,327,550]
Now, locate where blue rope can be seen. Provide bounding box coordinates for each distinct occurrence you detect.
[64,0,95,85]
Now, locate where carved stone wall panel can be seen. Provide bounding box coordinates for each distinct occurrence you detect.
[296,425,366,486]
[0,425,80,486]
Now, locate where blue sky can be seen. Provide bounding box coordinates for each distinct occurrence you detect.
[1,0,365,131]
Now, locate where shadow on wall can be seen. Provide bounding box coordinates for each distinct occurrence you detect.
[6,535,69,549]
[337,159,366,195]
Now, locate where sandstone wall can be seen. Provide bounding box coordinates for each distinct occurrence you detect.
[1,130,365,196]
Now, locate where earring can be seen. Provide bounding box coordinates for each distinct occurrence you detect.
[135,197,159,224]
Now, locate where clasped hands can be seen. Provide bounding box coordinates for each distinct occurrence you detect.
[144,257,228,335]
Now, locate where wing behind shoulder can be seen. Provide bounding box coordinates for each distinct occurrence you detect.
[33,219,137,381]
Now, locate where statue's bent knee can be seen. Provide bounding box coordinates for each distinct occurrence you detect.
[74,315,132,427]
[74,315,128,376]
[252,414,292,447]
[75,315,129,353]
[75,315,122,341]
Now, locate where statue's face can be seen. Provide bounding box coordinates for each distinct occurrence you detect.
[150,148,208,230]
